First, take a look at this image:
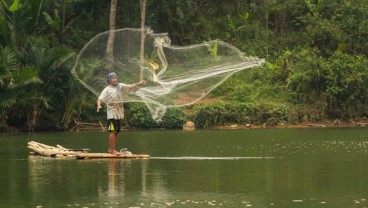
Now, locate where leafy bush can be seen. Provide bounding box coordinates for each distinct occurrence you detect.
[192,100,295,128]
[251,102,290,125]
[125,103,187,129]
[286,48,328,105]
[192,100,227,128]
[325,52,368,119]
[159,108,187,129]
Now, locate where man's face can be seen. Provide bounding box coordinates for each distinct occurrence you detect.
[110,76,118,85]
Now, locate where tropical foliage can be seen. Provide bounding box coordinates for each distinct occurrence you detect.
[1,0,368,131]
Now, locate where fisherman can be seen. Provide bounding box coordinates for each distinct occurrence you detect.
[97,72,145,154]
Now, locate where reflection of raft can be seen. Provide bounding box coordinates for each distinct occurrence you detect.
[27,141,150,159]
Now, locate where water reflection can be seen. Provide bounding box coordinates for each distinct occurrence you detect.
[103,158,149,198]
[27,155,152,206]
[26,151,368,208]
[16,128,368,207]
[106,159,123,197]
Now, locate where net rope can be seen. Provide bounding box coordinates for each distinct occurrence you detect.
[71,28,265,121]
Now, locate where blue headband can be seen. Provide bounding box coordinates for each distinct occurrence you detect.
[106,72,117,84]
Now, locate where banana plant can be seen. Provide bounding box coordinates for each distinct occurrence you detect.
[227,10,250,32]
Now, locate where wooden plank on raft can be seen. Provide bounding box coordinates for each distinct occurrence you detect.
[75,153,150,159]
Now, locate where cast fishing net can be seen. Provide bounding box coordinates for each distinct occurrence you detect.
[71,28,265,121]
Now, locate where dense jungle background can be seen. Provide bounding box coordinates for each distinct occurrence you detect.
[1,0,368,132]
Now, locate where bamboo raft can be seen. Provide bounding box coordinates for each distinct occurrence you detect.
[28,141,150,159]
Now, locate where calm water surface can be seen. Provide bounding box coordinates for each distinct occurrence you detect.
[1,128,368,208]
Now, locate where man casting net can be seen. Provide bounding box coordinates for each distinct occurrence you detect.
[71,28,265,121]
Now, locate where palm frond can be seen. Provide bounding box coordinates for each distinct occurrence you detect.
[0,0,45,47]
[12,66,43,88]
[0,92,16,108]
[0,46,18,72]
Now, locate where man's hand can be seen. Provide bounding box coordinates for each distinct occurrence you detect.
[130,80,146,89]
[97,99,103,112]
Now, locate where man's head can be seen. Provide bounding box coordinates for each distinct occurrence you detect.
[106,72,117,85]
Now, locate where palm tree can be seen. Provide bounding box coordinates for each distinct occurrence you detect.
[17,36,74,131]
[0,46,42,131]
[0,0,44,48]
[1,1,80,131]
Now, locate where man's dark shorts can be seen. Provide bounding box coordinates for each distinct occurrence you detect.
[107,119,121,132]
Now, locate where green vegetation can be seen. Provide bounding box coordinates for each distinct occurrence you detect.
[126,103,186,129]
[1,0,368,131]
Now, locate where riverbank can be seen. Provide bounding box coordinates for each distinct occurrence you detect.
[2,119,368,133]
[212,120,368,130]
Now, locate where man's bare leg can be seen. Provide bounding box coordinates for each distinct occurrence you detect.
[108,131,120,154]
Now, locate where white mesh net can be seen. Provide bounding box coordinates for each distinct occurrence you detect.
[71,28,265,121]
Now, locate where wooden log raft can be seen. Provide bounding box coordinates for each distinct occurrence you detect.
[28,141,90,158]
[27,141,150,159]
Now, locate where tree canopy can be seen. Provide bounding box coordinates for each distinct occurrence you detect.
[1,0,368,131]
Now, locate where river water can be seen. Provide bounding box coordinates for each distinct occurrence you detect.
[1,128,368,208]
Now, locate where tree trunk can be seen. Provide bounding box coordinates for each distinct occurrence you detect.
[139,0,147,81]
[26,103,41,131]
[61,92,73,130]
[106,0,117,69]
